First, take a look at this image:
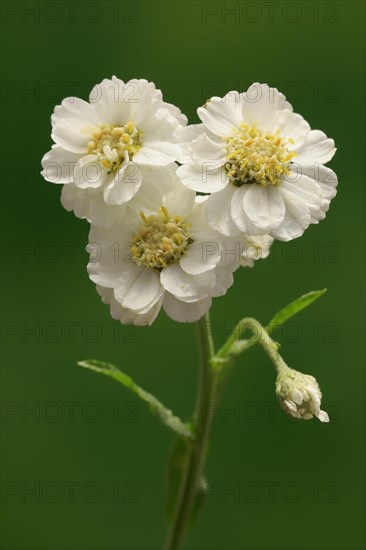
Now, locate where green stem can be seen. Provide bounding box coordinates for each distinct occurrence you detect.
[216,317,287,374]
[165,313,217,550]
[165,316,285,550]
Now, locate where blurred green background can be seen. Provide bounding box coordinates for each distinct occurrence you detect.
[1,1,365,549]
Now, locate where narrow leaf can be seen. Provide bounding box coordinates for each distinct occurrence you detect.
[268,289,327,333]
[78,359,193,439]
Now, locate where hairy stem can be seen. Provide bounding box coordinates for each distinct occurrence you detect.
[216,317,287,374]
[165,316,284,549]
[165,313,217,550]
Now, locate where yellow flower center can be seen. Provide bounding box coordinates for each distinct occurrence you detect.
[87,121,143,172]
[225,123,297,187]
[131,207,193,272]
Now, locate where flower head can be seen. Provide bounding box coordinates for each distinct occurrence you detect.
[230,233,273,267]
[41,76,187,227]
[87,171,232,325]
[276,367,329,422]
[177,83,338,241]
[131,206,194,270]
[87,168,268,325]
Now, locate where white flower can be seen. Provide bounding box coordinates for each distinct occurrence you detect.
[41,76,187,227]
[177,83,338,241]
[276,368,329,422]
[240,233,273,267]
[223,233,273,268]
[87,180,241,325]
[61,163,180,228]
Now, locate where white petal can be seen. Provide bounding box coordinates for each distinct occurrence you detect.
[230,186,261,234]
[88,252,136,289]
[88,219,137,252]
[51,123,91,154]
[285,400,299,414]
[51,97,101,128]
[108,262,143,299]
[133,142,179,165]
[88,220,134,257]
[291,389,304,405]
[281,170,323,218]
[221,90,247,123]
[174,124,205,163]
[220,237,242,267]
[271,111,310,148]
[242,83,292,128]
[242,185,286,233]
[317,410,330,423]
[103,161,142,205]
[148,163,182,194]
[297,163,338,204]
[61,183,90,219]
[89,76,132,125]
[41,145,80,184]
[295,129,336,165]
[96,284,113,304]
[270,187,311,241]
[127,79,163,125]
[180,241,221,275]
[88,199,126,228]
[189,133,226,163]
[240,234,273,264]
[103,145,119,163]
[132,287,165,315]
[206,185,241,236]
[178,159,228,193]
[142,108,180,142]
[198,95,242,137]
[110,292,164,326]
[160,263,215,302]
[128,166,176,215]
[61,184,131,226]
[163,293,212,323]
[161,101,188,127]
[114,268,163,311]
[74,155,107,189]
[185,197,214,241]
[306,385,321,406]
[164,182,196,218]
[87,230,136,288]
[210,266,235,297]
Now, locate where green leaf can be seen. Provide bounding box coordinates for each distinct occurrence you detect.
[267,289,327,333]
[77,359,193,440]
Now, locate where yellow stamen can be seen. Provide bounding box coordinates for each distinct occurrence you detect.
[139,211,148,224]
[86,121,142,173]
[225,122,296,187]
[131,207,193,272]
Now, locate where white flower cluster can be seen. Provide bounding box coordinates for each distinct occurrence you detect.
[42,78,337,325]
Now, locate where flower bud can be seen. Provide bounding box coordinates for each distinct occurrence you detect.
[276,368,329,422]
